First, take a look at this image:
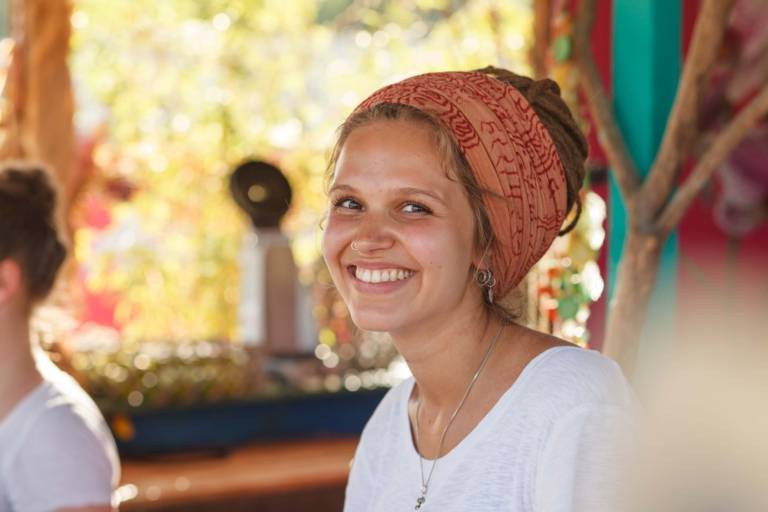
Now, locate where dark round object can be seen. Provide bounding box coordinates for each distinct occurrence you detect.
[229,160,292,228]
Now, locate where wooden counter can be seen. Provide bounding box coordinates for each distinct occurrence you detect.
[118,437,357,512]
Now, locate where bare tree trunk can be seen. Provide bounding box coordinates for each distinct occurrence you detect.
[603,232,662,372]
[530,0,551,79]
[8,0,75,217]
[570,0,768,376]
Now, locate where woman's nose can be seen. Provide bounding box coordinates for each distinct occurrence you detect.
[350,219,395,255]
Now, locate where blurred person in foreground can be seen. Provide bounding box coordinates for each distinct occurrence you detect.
[629,307,768,512]
[0,163,119,512]
[323,68,638,511]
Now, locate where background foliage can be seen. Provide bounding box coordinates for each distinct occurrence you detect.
[70,0,532,344]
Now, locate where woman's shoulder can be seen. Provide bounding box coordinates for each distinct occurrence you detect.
[25,371,118,463]
[1,373,119,483]
[536,345,629,391]
[509,329,636,413]
[0,380,119,511]
[13,355,122,476]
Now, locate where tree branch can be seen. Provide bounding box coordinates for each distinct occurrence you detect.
[572,0,641,205]
[639,0,735,225]
[530,0,551,79]
[657,84,768,234]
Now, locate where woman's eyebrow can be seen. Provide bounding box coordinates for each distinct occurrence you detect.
[328,183,356,194]
[396,187,447,205]
[329,184,447,205]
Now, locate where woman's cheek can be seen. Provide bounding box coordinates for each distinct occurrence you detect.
[321,216,351,265]
[401,221,460,257]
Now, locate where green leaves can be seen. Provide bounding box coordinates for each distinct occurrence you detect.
[71,0,531,344]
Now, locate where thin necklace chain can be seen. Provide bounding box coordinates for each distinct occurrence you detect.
[412,323,504,509]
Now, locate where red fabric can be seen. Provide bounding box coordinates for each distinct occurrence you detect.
[357,71,568,297]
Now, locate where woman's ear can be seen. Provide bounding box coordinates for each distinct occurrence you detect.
[0,258,23,306]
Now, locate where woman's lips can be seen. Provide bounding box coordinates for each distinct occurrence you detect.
[346,264,416,294]
[353,265,414,283]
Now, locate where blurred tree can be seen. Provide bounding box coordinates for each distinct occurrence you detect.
[0,0,76,219]
[571,0,768,374]
[68,0,533,344]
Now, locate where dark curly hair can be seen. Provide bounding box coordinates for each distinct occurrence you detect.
[0,163,67,302]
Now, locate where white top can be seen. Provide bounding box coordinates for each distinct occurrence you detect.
[344,346,638,512]
[0,354,120,512]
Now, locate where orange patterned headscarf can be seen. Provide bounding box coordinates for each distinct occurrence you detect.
[356,71,567,297]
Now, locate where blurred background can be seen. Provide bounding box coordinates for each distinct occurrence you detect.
[0,0,766,510]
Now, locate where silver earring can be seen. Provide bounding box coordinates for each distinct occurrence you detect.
[475,268,496,304]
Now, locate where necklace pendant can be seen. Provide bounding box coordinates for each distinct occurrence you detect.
[415,495,426,510]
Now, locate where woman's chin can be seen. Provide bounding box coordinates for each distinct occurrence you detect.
[349,309,407,334]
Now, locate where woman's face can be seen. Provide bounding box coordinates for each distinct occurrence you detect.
[322,119,481,334]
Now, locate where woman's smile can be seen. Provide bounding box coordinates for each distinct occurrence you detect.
[350,265,415,283]
[346,264,417,294]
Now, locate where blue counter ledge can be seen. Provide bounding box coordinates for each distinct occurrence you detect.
[105,387,388,457]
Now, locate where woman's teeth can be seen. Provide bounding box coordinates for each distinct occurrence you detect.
[355,267,414,283]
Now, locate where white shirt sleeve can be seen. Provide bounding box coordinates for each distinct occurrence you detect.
[534,403,637,512]
[4,405,117,512]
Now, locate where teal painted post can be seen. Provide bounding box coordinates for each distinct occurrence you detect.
[610,0,680,375]
[0,0,8,38]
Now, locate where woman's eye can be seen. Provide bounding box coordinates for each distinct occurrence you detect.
[333,198,361,210]
[402,202,431,214]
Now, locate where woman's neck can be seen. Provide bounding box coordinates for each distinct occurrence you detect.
[391,301,500,412]
[0,317,42,422]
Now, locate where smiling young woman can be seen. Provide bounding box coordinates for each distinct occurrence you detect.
[322,68,637,512]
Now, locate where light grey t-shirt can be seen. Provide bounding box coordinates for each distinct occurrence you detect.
[344,346,638,512]
[0,354,120,512]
